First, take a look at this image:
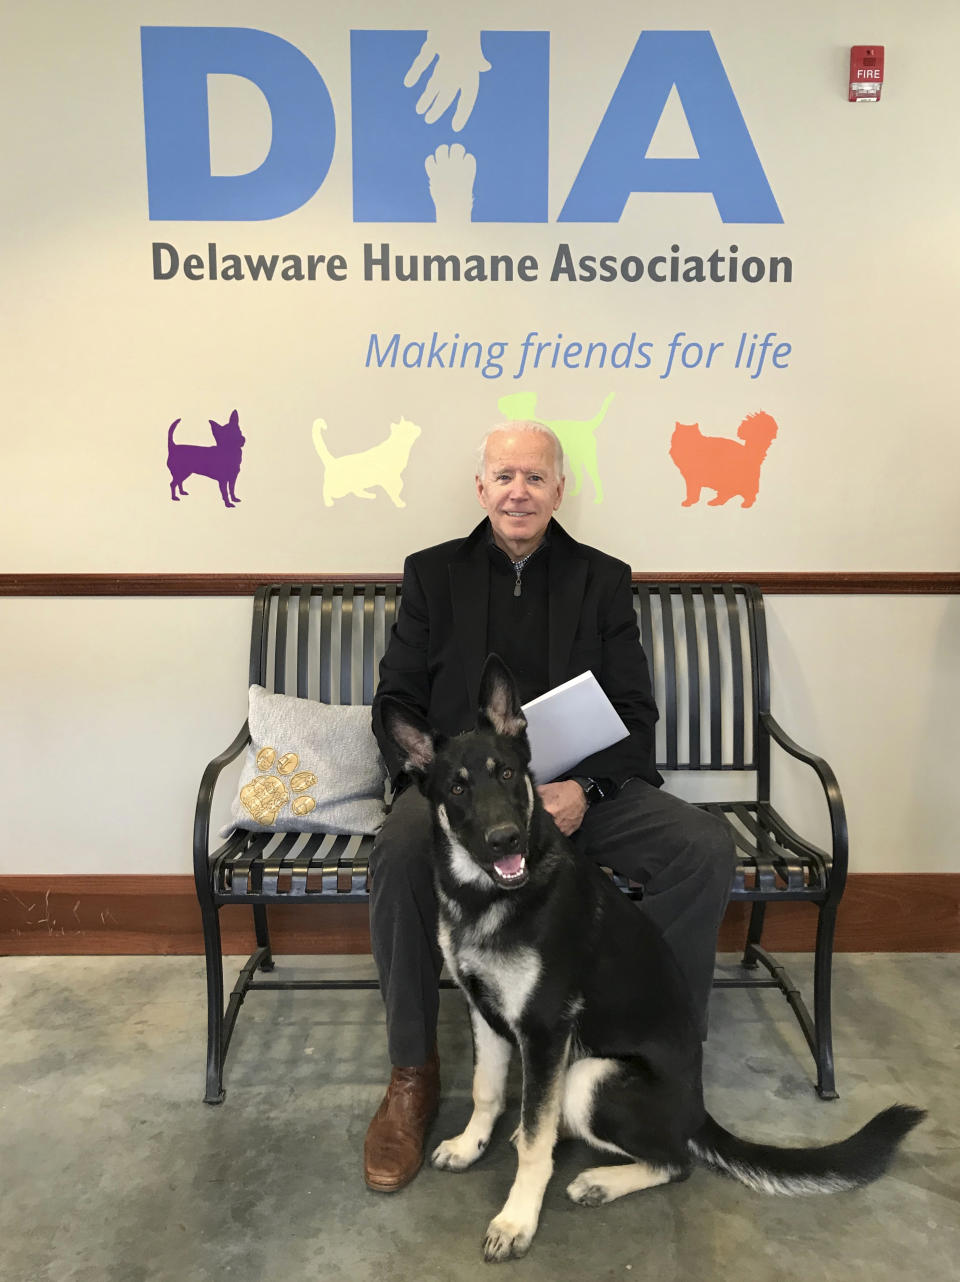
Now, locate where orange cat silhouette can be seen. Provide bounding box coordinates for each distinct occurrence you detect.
[669,411,778,508]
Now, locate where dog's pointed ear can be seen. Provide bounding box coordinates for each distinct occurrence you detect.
[478,654,527,738]
[229,409,239,426]
[380,697,437,775]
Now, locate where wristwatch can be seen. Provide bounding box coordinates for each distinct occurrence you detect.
[571,776,609,806]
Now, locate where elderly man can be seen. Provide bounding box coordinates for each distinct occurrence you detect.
[364,421,736,1192]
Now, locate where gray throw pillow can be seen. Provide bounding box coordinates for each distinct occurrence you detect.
[227,686,387,836]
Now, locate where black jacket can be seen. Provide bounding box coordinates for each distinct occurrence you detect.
[372,518,662,790]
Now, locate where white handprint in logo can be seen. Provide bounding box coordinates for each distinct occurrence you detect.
[403,30,491,131]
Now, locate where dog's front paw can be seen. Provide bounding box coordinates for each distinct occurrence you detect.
[432,1133,488,1172]
[483,1214,534,1263]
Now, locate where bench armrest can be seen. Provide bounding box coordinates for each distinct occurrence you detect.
[759,711,849,895]
[193,721,251,886]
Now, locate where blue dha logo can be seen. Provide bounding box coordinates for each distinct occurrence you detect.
[140,27,781,224]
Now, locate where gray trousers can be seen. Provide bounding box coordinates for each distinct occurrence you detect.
[368,779,738,1066]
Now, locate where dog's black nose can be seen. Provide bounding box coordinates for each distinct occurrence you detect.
[486,824,522,855]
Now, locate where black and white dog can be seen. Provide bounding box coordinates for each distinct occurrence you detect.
[381,656,924,1263]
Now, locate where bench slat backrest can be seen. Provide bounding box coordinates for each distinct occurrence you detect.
[636,583,766,772]
[249,582,768,774]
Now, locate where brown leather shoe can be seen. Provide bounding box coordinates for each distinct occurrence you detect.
[363,1046,440,1192]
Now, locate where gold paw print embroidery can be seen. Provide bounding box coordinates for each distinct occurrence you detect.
[240,747,318,825]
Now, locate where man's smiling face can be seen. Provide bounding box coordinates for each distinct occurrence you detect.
[476,428,565,561]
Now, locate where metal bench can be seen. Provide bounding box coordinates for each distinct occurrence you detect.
[194,581,847,1105]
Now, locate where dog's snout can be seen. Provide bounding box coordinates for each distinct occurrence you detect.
[486,824,522,855]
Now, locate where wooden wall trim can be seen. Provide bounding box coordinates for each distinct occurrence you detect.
[1,571,959,596]
[2,874,957,956]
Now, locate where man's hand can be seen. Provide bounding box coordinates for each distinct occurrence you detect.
[537,780,588,836]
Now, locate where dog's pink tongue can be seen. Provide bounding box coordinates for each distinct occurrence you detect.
[494,853,525,878]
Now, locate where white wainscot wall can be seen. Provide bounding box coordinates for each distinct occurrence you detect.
[0,594,957,876]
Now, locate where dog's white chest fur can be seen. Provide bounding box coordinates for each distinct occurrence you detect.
[439,921,542,1029]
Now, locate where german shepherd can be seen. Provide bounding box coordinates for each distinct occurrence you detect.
[380,656,924,1263]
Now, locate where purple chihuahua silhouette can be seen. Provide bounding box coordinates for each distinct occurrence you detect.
[167,409,245,508]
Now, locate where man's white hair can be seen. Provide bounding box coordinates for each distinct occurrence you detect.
[476,421,564,478]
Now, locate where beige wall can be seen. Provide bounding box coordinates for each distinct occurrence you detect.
[4,1,960,572]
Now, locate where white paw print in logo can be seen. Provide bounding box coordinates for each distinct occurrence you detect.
[240,747,318,825]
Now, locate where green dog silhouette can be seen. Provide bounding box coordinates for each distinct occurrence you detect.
[497,390,613,504]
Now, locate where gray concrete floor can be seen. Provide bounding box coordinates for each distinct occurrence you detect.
[1,952,956,1282]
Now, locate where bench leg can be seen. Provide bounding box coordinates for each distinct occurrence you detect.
[253,905,275,972]
[201,900,227,1105]
[813,903,839,1100]
[741,901,766,968]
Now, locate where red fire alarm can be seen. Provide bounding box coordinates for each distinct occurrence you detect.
[849,46,884,102]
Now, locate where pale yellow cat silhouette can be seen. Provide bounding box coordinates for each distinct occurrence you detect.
[312,417,422,507]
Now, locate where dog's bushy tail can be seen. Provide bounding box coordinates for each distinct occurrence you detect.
[690,1105,924,1195]
[168,418,181,447]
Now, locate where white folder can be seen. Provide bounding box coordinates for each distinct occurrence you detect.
[521,671,629,783]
